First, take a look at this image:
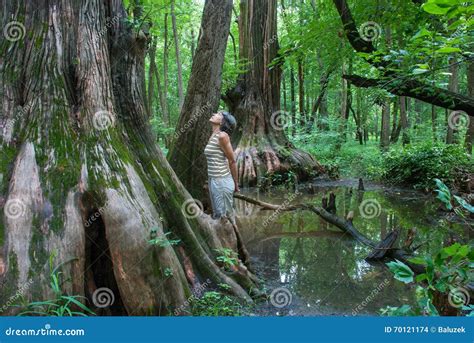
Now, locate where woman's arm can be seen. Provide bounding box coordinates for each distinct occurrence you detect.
[219,133,240,192]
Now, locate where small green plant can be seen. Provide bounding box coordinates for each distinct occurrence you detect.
[163,267,173,277]
[149,229,181,248]
[17,252,95,316]
[381,243,473,316]
[258,170,298,188]
[214,248,238,270]
[191,291,244,316]
[218,283,232,291]
[434,178,474,216]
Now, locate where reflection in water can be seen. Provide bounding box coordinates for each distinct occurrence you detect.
[235,180,470,316]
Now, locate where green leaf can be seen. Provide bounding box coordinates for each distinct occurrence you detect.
[422,3,451,15]
[441,243,461,257]
[431,0,460,5]
[386,260,415,284]
[456,244,471,257]
[408,257,427,265]
[436,47,461,54]
[434,281,447,292]
[426,299,440,316]
[415,273,428,282]
[453,195,474,213]
[412,28,432,40]
[412,68,429,75]
[64,296,95,315]
[447,20,463,30]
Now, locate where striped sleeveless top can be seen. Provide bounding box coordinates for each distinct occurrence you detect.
[204,132,230,178]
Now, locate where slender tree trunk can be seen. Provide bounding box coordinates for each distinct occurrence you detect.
[465,61,474,154]
[311,63,333,131]
[338,60,350,145]
[229,32,238,65]
[170,0,184,111]
[363,94,368,144]
[223,0,322,187]
[380,26,391,150]
[446,56,458,144]
[319,90,329,131]
[305,79,311,120]
[298,59,305,128]
[355,88,363,145]
[432,105,437,142]
[150,38,170,146]
[147,41,155,119]
[346,59,352,134]
[374,113,379,141]
[163,13,170,122]
[297,0,305,128]
[380,101,391,150]
[400,96,409,145]
[0,0,257,316]
[290,67,296,137]
[390,99,399,142]
[190,29,196,61]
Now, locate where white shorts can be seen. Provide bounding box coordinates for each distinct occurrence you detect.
[208,174,235,222]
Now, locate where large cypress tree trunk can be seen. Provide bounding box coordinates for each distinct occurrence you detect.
[168,0,233,200]
[0,0,258,316]
[224,0,323,187]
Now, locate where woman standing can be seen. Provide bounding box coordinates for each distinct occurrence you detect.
[204,111,239,221]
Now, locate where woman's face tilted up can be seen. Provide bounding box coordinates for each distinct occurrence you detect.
[209,112,223,125]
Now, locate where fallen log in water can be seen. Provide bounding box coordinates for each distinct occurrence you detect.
[233,192,425,274]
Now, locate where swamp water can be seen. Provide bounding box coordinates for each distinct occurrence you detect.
[235,179,471,316]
